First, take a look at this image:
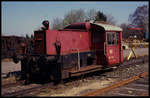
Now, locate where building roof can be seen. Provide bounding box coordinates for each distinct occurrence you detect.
[91,22,122,31]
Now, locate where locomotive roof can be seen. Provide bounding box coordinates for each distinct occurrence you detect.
[91,22,122,31]
[62,22,122,31]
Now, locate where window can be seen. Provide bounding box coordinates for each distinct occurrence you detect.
[116,32,119,45]
[107,32,115,45]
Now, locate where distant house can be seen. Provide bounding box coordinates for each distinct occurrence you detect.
[1,35,32,59]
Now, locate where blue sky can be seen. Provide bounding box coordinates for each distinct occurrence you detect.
[2,1,148,36]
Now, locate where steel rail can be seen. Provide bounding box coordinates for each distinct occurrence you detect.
[2,80,24,88]
[82,72,148,96]
[2,82,54,97]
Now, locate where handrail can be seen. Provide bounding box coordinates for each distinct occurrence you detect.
[104,42,106,55]
[71,48,80,71]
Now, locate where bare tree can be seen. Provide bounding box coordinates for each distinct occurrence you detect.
[106,14,116,25]
[63,8,85,26]
[120,23,130,39]
[52,8,117,30]
[26,34,30,39]
[85,9,97,21]
[95,11,107,22]
[128,5,148,39]
[52,9,86,29]
[52,17,64,30]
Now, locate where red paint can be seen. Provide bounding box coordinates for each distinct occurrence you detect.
[120,31,123,63]
[34,21,123,66]
[34,31,45,54]
[105,31,123,66]
[46,29,90,55]
[128,28,144,30]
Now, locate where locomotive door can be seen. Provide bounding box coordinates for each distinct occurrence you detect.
[91,26,106,65]
[34,31,46,54]
[105,32,120,66]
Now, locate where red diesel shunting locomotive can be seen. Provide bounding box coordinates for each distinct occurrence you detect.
[13,20,123,83]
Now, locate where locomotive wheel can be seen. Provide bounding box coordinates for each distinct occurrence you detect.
[12,55,19,64]
[24,74,31,85]
[20,58,29,80]
[24,58,33,82]
[29,57,42,82]
[38,56,50,82]
[51,63,62,85]
[21,57,37,82]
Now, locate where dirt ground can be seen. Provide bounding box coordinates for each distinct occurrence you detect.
[38,78,116,96]
[37,62,149,96]
[1,61,21,77]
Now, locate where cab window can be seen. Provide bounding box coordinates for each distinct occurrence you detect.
[107,32,115,45]
[116,32,120,45]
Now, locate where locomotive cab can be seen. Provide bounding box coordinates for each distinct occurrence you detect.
[90,22,123,66]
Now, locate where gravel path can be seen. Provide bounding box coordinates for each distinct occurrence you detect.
[36,60,149,96]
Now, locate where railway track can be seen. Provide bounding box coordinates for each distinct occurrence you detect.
[83,72,149,96]
[2,80,24,88]
[2,82,55,97]
[2,55,149,97]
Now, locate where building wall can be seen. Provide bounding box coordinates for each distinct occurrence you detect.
[1,36,33,59]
